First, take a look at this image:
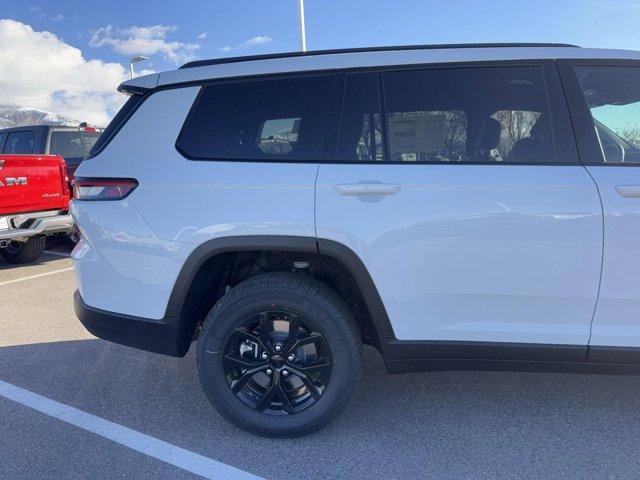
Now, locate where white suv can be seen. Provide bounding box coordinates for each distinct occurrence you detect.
[72,43,640,436]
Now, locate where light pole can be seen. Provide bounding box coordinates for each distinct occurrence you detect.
[297,0,307,52]
[129,56,149,79]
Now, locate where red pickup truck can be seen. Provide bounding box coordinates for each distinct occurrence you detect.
[0,154,73,263]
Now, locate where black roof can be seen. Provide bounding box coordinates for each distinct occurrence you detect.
[180,43,579,70]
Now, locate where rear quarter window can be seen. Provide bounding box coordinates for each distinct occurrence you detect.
[177,74,337,161]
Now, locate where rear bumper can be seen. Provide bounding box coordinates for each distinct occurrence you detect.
[0,211,73,241]
[73,290,191,357]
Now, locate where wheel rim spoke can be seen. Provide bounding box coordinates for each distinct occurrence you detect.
[293,361,331,377]
[230,364,268,393]
[223,354,268,370]
[283,313,300,351]
[258,312,272,351]
[232,326,268,352]
[287,332,323,354]
[274,374,295,413]
[256,382,277,411]
[288,367,322,399]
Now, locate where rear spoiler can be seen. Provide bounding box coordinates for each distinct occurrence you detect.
[117,73,159,95]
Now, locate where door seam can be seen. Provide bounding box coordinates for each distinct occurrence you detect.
[582,165,605,348]
[313,162,321,240]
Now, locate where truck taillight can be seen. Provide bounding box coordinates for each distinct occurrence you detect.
[59,161,70,197]
[72,178,138,200]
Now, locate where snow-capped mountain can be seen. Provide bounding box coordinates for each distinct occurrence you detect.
[0,105,80,128]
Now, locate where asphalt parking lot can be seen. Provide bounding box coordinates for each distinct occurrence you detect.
[3,250,640,479]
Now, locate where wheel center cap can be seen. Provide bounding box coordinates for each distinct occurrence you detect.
[271,354,285,366]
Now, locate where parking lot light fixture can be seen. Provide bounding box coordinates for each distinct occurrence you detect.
[129,56,149,79]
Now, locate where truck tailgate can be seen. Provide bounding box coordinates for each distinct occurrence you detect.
[0,155,70,215]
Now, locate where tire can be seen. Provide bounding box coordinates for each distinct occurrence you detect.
[196,271,362,437]
[0,236,46,264]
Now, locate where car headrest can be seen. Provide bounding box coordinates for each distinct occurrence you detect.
[530,114,546,139]
[475,118,502,150]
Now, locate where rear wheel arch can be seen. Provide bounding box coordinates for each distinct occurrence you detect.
[167,235,396,355]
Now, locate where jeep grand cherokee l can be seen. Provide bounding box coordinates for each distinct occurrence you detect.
[72,43,640,436]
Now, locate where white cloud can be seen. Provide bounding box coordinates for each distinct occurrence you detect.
[29,5,45,19]
[197,31,207,39]
[243,36,272,46]
[0,19,131,125]
[218,35,272,53]
[90,24,199,64]
[50,13,65,22]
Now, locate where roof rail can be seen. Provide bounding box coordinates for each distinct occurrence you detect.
[179,43,580,69]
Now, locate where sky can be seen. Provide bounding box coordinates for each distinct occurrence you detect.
[2,0,640,125]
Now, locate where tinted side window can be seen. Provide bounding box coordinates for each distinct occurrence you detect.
[575,66,640,163]
[383,66,556,163]
[336,73,385,162]
[5,130,35,154]
[179,75,336,161]
[0,133,6,152]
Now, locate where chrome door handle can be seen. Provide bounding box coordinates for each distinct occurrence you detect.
[333,182,401,196]
[615,185,640,197]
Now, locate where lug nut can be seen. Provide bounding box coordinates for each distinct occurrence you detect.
[282,369,289,377]
[261,352,268,360]
[274,344,282,352]
[287,354,295,362]
[266,368,273,375]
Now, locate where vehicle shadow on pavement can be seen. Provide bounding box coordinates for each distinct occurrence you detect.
[2,340,640,479]
[0,252,69,272]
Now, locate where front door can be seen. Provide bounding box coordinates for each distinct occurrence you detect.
[316,63,602,347]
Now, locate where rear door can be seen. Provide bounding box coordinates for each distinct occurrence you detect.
[316,62,602,349]
[559,60,640,353]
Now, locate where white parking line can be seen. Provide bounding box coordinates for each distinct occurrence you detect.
[44,250,71,258]
[0,267,75,287]
[0,379,262,480]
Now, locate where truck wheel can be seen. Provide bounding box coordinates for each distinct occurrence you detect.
[197,272,362,437]
[0,237,46,264]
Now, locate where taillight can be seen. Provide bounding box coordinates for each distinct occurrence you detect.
[59,161,70,197]
[72,177,138,201]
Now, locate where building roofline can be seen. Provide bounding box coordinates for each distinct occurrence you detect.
[179,43,580,69]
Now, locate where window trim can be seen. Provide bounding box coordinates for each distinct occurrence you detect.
[175,71,340,164]
[557,58,640,167]
[331,71,387,163]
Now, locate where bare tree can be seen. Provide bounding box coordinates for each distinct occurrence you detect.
[617,122,640,148]
[492,110,540,160]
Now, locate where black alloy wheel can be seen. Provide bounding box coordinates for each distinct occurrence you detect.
[222,310,332,415]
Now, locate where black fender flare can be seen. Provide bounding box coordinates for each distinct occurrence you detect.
[165,235,396,341]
